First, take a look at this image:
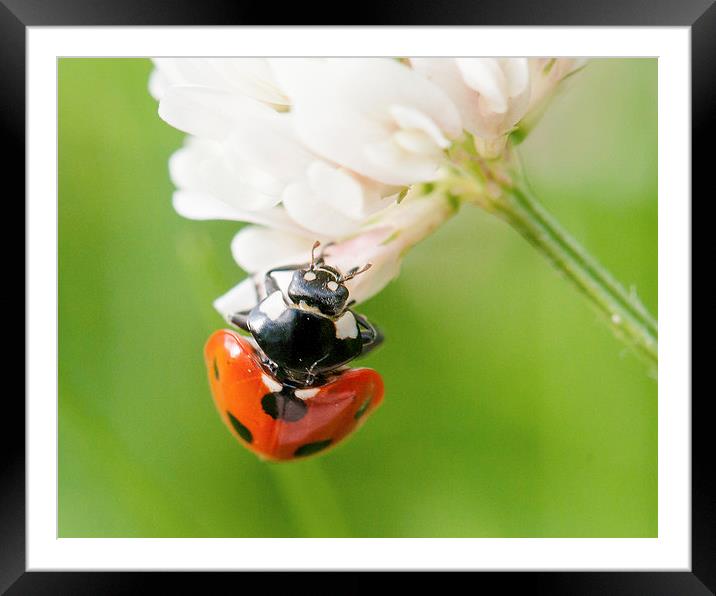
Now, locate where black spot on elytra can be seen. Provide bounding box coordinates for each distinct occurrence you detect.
[261,389,308,422]
[294,439,332,457]
[227,412,253,443]
[354,397,372,420]
[213,358,220,380]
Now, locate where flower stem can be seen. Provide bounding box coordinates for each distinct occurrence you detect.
[493,180,658,370]
[447,140,657,370]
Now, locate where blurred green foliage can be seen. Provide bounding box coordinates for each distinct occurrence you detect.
[59,58,657,537]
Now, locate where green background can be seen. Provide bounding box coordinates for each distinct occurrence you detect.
[59,58,657,537]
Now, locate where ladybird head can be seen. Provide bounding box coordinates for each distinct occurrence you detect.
[287,241,371,317]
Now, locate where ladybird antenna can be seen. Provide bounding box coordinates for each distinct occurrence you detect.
[309,240,321,270]
[340,263,372,282]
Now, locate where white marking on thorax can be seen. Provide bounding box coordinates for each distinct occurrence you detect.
[327,281,338,291]
[298,300,323,314]
[335,311,359,339]
[304,271,316,281]
[259,290,287,321]
[294,387,320,400]
[261,374,283,393]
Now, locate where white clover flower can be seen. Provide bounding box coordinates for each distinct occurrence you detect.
[150,57,587,321]
[152,58,458,314]
[411,58,531,157]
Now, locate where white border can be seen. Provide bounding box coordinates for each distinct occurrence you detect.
[27,27,691,570]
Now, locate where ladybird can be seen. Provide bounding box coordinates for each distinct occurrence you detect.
[205,242,385,461]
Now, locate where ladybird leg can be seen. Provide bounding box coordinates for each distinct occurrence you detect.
[263,273,281,295]
[353,311,384,356]
[250,273,263,301]
[229,310,252,332]
[226,276,261,332]
[264,261,312,294]
[305,353,330,386]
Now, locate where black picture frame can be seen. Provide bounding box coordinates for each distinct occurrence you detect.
[7,1,708,592]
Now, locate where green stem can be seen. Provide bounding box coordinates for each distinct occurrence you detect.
[447,140,657,370]
[492,181,658,369]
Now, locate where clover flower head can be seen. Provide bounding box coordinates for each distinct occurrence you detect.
[151,57,585,318]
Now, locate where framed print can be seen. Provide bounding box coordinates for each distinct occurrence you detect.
[8,0,708,592]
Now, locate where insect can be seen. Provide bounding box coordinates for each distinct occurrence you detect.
[204,242,385,461]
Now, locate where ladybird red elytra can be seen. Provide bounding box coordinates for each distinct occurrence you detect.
[205,330,384,461]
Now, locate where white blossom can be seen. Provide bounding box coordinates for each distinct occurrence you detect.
[150,57,585,317]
